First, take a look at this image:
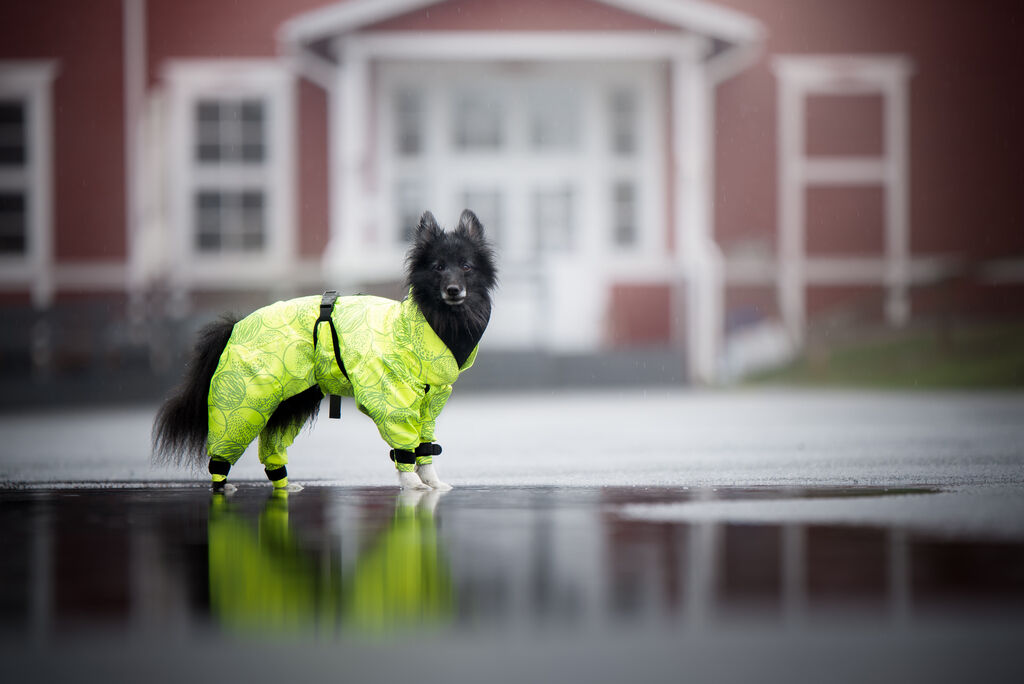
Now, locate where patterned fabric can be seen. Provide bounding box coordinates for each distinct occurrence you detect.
[206,294,476,468]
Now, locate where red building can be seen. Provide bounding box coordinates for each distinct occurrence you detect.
[1,0,1021,384]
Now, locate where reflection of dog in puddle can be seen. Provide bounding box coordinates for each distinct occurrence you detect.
[207,489,451,634]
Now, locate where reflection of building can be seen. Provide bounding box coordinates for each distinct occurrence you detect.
[2,1,1023,384]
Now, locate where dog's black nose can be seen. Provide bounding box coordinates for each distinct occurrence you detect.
[446,285,463,297]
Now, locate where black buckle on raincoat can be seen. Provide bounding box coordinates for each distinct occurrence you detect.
[313,290,348,419]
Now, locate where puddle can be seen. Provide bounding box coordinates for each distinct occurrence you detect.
[1,485,1022,639]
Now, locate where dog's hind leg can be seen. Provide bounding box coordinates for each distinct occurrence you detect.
[259,422,304,492]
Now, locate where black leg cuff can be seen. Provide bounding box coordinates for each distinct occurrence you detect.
[265,466,288,482]
[209,459,231,476]
[390,449,416,465]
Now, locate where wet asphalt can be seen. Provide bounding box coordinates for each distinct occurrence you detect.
[1,389,1023,682]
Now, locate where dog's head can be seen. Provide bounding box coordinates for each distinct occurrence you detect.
[406,209,497,310]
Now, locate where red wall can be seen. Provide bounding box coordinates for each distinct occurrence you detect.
[0,0,126,261]
[714,0,1024,262]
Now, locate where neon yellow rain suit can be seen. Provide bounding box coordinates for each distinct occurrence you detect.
[206,294,477,484]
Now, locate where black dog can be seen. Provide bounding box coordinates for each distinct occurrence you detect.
[153,210,497,491]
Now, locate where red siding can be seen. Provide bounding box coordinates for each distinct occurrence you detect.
[805,186,885,255]
[147,0,333,84]
[297,79,329,257]
[715,0,1024,262]
[0,0,126,261]
[608,284,673,345]
[805,94,884,157]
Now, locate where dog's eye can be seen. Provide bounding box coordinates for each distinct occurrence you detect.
[461,262,473,272]
[433,263,445,272]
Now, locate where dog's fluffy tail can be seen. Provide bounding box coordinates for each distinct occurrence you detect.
[152,314,238,469]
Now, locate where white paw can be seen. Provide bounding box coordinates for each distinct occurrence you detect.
[397,470,431,490]
[213,483,237,494]
[281,482,304,492]
[415,463,454,491]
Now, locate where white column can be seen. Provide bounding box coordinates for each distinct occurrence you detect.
[776,78,805,347]
[123,0,146,298]
[673,50,723,384]
[324,40,370,283]
[884,75,911,326]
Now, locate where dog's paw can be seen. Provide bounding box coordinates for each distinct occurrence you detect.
[397,470,431,490]
[281,482,304,492]
[415,463,453,491]
[212,482,237,495]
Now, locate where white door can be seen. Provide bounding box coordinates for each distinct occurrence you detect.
[378,61,665,350]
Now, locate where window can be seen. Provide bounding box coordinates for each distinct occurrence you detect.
[195,99,265,164]
[460,188,503,246]
[0,61,56,290]
[612,181,637,247]
[167,60,294,277]
[192,97,269,253]
[609,88,638,156]
[453,89,503,151]
[529,86,581,151]
[533,185,574,252]
[0,100,27,255]
[195,190,265,252]
[396,179,425,243]
[394,88,424,156]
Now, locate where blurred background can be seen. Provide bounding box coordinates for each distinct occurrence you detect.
[1,0,1023,407]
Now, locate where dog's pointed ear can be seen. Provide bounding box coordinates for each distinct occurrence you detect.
[457,209,485,241]
[416,211,441,241]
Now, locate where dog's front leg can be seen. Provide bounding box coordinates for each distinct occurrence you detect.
[415,462,453,491]
[397,470,432,490]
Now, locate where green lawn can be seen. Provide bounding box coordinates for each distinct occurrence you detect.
[748,323,1024,389]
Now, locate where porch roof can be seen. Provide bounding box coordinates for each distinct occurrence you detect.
[279,0,763,55]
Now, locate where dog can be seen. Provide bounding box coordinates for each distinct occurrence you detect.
[153,209,496,491]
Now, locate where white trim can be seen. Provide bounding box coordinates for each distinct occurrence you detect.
[773,55,914,344]
[979,259,1024,284]
[0,60,58,308]
[725,255,960,287]
[123,0,146,295]
[163,59,297,290]
[672,52,724,384]
[348,31,706,62]
[280,0,763,49]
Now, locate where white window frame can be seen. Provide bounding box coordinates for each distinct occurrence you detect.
[0,61,57,307]
[773,55,913,344]
[164,60,295,288]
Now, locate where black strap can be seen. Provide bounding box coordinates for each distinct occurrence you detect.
[265,466,288,482]
[313,291,348,419]
[390,449,416,465]
[208,459,231,476]
[416,442,442,457]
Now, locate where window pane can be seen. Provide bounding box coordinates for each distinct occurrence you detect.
[0,100,27,167]
[194,190,265,253]
[195,98,265,164]
[529,86,580,151]
[533,185,574,252]
[0,192,26,254]
[453,89,503,151]
[609,89,637,156]
[460,188,502,246]
[396,180,425,243]
[612,181,637,247]
[395,88,424,156]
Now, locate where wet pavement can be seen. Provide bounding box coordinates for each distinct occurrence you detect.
[2,483,1023,683]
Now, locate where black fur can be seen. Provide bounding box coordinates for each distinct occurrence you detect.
[152,209,497,469]
[152,313,238,468]
[406,209,497,368]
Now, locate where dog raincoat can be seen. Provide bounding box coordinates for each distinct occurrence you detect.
[206,293,477,474]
